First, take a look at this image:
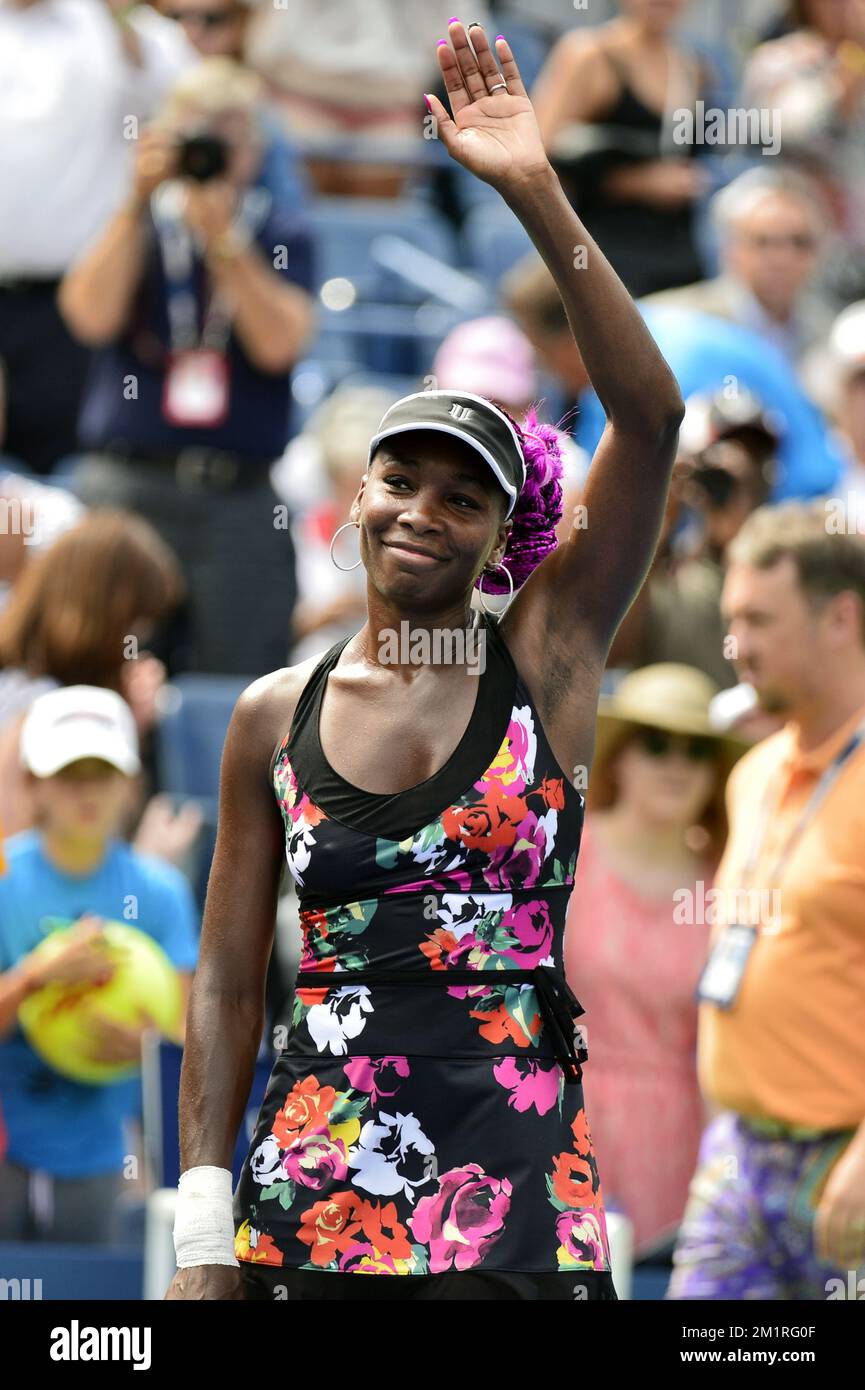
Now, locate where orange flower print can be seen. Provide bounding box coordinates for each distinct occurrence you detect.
[296,1191,365,1266]
[419,928,461,970]
[549,1108,604,1212]
[272,1076,337,1148]
[471,998,541,1049]
[300,908,329,945]
[358,1200,413,1262]
[551,1149,600,1209]
[534,776,565,811]
[235,1219,284,1266]
[571,1106,593,1156]
[441,787,527,854]
[302,798,327,828]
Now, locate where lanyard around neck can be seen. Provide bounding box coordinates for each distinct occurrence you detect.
[152,183,249,354]
[739,714,865,889]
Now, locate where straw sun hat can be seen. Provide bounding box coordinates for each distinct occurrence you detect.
[593,663,750,783]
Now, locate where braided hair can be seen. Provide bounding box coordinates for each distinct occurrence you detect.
[476,406,566,594]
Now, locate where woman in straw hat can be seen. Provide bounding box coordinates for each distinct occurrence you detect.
[565,664,748,1262]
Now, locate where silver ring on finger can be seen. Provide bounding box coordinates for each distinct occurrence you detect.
[488,80,508,93]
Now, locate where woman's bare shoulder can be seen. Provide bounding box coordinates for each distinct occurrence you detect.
[226,649,332,764]
[540,23,621,112]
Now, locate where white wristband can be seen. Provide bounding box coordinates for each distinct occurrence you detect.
[173,1165,239,1268]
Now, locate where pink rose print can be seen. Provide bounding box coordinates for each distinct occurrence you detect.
[476,711,536,797]
[500,899,554,968]
[343,1056,410,1104]
[483,810,554,890]
[493,1057,560,1115]
[555,1208,610,1270]
[384,870,472,897]
[408,1164,512,1272]
[281,1131,350,1189]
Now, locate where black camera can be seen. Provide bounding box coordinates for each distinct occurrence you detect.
[689,462,739,510]
[177,134,229,183]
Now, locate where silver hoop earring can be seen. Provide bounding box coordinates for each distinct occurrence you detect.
[476,561,514,618]
[329,521,363,572]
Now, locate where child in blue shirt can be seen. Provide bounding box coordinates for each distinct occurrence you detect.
[0,684,199,1243]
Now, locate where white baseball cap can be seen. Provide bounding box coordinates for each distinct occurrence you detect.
[20,685,141,778]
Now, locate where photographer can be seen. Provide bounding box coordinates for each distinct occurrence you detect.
[0,0,194,475]
[59,59,316,677]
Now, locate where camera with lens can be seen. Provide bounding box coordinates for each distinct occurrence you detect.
[176,133,229,183]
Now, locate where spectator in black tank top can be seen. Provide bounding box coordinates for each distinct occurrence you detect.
[532,0,712,297]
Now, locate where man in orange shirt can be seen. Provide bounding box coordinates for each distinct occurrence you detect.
[668,501,865,1300]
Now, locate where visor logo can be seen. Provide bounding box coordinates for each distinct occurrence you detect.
[449,403,473,422]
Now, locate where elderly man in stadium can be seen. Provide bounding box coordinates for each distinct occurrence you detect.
[642,166,834,372]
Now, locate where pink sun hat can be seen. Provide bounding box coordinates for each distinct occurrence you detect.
[432,316,538,411]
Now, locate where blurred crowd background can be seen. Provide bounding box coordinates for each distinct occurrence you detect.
[1,0,865,1298]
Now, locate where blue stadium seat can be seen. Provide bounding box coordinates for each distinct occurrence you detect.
[340,370,422,400]
[502,17,552,93]
[153,675,255,908]
[307,197,459,303]
[461,203,535,287]
[154,674,253,815]
[0,1242,144,1300]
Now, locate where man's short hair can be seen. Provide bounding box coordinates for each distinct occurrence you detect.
[710,166,826,242]
[501,253,569,337]
[727,500,865,641]
[160,56,262,126]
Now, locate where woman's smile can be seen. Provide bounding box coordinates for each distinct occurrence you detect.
[382,539,448,566]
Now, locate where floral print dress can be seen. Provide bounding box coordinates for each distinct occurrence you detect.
[233,614,617,1299]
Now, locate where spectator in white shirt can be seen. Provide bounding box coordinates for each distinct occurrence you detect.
[0,0,194,474]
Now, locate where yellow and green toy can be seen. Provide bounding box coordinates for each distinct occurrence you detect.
[18,918,183,1085]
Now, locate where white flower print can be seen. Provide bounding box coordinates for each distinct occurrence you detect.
[409,838,466,876]
[535,807,558,864]
[286,823,318,885]
[347,1110,437,1202]
[250,1134,287,1185]
[305,985,374,1056]
[435,892,513,937]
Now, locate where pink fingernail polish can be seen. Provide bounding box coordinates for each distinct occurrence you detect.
[495,35,505,42]
[437,38,448,45]
[423,93,432,111]
[448,16,460,23]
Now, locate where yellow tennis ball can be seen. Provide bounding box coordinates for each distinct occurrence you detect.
[19,920,183,1086]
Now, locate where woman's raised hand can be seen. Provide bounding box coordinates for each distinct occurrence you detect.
[427,22,552,193]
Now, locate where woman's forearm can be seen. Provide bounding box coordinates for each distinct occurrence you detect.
[58,199,150,346]
[501,166,683,433]
[207,242,315,375]
[178,973,266,1172]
